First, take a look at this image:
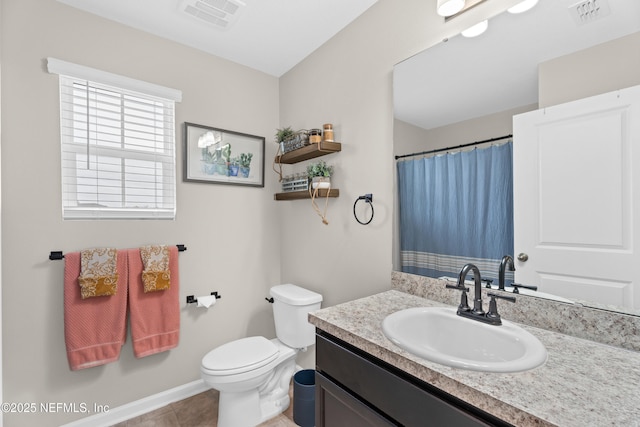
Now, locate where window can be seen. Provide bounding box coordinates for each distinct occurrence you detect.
[47,58,182,219]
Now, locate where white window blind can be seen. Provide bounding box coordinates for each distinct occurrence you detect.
[48,58,181,219]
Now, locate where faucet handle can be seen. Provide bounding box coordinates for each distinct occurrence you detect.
[446,284,470,312]
[486,292,516,324]
[488,292,516,303]
[511,283,538,293]
[445,284,469,292]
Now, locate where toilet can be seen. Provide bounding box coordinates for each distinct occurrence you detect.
[201,284,322,427]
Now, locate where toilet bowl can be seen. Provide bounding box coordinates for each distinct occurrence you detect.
[200,284,322,427]
[201,337,297,426]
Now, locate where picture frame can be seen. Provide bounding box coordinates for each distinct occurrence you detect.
[183,122,265,187]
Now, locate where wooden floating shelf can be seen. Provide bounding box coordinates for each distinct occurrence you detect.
[275,141,342,164]
[274,189,340,201]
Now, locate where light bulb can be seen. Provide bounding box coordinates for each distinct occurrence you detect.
[461,20,488,38]
[507,0,539,14]
[437,0,466,17]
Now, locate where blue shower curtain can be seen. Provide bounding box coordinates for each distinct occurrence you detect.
[397,142,513,281]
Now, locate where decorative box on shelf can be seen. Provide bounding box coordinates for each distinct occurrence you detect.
[280,133,309,154]
[281,177,309,192]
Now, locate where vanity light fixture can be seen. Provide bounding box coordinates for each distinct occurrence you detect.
[437,0,466,17]
[461,19,488,37]
[507,0,539,14]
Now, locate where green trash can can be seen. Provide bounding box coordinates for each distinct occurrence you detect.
[293,369,315,427]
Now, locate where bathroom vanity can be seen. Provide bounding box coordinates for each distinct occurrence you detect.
[309,289,640,426]
[315,331,511,426]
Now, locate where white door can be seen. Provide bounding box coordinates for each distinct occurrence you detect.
[513,85,640,310]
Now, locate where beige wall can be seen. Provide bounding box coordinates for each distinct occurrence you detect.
[1,1,281,425]
[393,104,536,158]
[539,32,640,108]
[0,0,524,425]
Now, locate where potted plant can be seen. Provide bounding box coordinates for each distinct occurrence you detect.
[238,152,253,178]
[228,156,240,176]
[213,144,231,175]
[275,126,309,155]
[275,126,296,144]
[201,145,218,175]
[199,131,225,175]
[306,160,334,189]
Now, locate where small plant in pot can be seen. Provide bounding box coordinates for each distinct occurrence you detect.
[213,144,228,176]
[275,126,296,144]
[307,160,334,189]
[275,126,309,153]
[201,146,218,175]
[228,156,240,177]
[238,152,253,178]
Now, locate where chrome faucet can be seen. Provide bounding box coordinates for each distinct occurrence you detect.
[498,255,516,290]
[446,263,516,325]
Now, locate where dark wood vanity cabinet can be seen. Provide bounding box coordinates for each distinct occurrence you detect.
[315,331,513,427]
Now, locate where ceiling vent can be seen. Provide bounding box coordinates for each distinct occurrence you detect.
[568,0,611,26]
[181,0,246,30]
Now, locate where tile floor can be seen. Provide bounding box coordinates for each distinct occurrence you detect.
[111,385,298,427]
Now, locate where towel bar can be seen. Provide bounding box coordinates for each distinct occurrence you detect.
[49,245,188,261]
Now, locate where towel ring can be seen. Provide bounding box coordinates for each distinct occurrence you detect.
[353,194,374,225]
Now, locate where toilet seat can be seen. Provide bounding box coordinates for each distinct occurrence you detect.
[202,336,279,376]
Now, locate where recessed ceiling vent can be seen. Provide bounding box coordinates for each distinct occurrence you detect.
[181,0,246,30]
[568,0,611,26]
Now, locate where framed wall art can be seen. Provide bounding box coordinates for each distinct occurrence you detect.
[183,122,265,187]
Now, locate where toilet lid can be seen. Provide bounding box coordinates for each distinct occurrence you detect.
[202,336,279,375]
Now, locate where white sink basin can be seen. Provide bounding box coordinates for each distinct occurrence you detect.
[382,307,547,373]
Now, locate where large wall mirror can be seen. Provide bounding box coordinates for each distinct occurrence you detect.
[393,0,640,315]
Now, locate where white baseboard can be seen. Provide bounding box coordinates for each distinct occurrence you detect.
[60,379,209,427]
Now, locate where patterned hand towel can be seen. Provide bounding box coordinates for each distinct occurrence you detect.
[78,248,119,299]
[64,250,128,370]
[128,246,180,358]
[140,245,171,293]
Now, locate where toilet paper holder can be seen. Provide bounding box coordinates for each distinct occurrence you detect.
[186,292,221,304]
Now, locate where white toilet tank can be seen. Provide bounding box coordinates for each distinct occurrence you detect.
[270,284,322,348]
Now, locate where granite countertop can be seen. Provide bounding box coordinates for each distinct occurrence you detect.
[309,290,640,427]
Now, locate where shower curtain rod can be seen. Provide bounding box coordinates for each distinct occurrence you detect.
[394,134,512,160]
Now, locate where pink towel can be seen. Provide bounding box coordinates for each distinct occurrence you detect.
[64,250,128,371]
[128,246,180,358]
